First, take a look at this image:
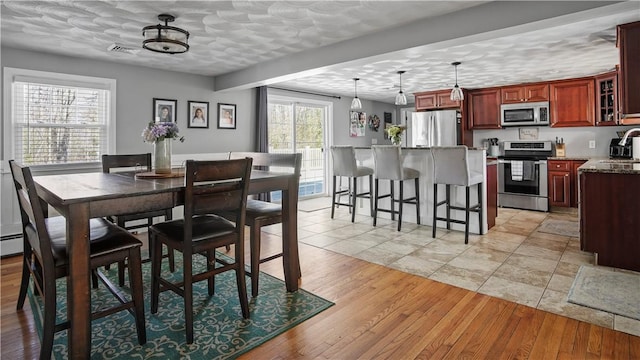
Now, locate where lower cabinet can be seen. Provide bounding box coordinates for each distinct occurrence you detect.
[547,159,586,208]
[486,162,497,230]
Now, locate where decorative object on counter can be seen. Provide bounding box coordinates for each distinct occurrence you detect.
[217,103,237,129]
[386,125,405,145]
[555,137,566,157]
[618,128,640,159]
[487,137,500,156]
[449,61,464,101]
[518,127,539,140]
[368,114,380,131]
[349,111,366,137]
[350,78,362,110]
[142,14,189,54]
[394,70,407,105]
[142,121,185,174]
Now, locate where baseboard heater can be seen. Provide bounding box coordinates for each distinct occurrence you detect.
[1,233,23,258]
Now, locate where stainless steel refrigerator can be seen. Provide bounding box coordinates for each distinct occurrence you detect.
[408,110,460,147]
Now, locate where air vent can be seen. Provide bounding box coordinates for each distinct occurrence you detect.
[107,43,140,54]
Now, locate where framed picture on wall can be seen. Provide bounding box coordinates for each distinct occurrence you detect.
[383,112,392,139]
[217,103,236,129]
[153,98,177,123]
[349,111,366,137]
[187,101,209,128]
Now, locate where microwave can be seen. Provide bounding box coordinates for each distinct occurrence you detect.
[500,101,550,127]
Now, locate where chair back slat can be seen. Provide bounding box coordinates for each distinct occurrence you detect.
[229,152,302,175]
[9,160,55,267]
[183,158,253,235]
[102,153,152,173]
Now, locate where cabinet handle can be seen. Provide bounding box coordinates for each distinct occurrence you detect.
[565,174,569,177]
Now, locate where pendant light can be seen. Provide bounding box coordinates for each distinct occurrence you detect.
[394,71,407,105]
[450,61,464,101]
[351,78,362,110]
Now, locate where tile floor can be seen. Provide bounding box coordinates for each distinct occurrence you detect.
[264,198,640,337]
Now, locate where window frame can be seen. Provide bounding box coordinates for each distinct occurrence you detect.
[3,67,116,172]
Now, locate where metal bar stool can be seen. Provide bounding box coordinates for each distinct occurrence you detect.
[330,146,374,222]
[371,145,420,231]
[431,146,483,244]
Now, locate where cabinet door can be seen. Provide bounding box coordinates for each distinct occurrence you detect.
[468,88,501,129]
[618,21,640,118]
[501,86,525,103]
[595,72,618,126]
[548,170,571,207]
[550,79,595,127]
[415,93,438,110]
[525,84,550,102]
[436,91,460,109]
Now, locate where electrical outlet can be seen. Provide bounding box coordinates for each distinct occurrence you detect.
[589,140,596,149]
[371,138,378,145]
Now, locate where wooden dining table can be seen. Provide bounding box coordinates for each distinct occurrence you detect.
[34,168,300,359]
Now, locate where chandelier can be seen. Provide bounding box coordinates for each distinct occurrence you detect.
[142,14,190,54]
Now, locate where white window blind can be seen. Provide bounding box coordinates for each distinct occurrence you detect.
[4,68,116,168]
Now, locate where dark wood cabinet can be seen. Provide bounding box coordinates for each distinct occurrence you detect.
[595,71,618,126]
[486,162,497,230]
[618,21,640,120]
[550,78,595,127]
[501,83,549,103]
[414,90,460,111]
[580,171,640,272]
[547,159,585,208]
[467,88,501,130]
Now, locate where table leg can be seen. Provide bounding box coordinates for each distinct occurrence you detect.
[281,179,300,292]
[66,203,91,358]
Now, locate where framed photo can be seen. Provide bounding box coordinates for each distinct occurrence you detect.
[217,103,236,129]
[153,98,177,123]
[349,111,366,137]
[187,101,209,128]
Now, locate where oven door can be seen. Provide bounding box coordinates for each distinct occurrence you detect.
[498,159,547,197]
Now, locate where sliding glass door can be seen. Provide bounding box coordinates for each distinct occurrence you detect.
[268,96,329,199]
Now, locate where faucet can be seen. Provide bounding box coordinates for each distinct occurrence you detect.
[618,128,640,146]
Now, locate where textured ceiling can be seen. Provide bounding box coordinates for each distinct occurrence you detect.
[2,1,640,104]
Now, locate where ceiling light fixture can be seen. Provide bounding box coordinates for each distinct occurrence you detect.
[394,70,407,106]
[351,78,362,110]
[450,61,464,101]
[142,14,190,54]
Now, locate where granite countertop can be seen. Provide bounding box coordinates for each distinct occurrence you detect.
[579,159,640,174]
[547,156,594,161]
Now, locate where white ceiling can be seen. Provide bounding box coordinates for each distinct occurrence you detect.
[2,1,640,104]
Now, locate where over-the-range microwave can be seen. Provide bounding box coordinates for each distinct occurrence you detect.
[500,101,550,127]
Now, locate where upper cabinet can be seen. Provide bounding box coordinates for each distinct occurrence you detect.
[550,78,595,127]
[414,90,460,111]
[501,83,549,103]
[595,71,618,126]
[467,88,501,130]
[618,21,640,121]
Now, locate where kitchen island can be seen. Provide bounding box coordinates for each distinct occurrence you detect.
[578,159,640,272]
[352,147,492,235]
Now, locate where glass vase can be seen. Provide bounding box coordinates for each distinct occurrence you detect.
[391,136,402,146]
[154,139,172,174]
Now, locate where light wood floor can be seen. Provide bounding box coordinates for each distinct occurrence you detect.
[2,241,639,359]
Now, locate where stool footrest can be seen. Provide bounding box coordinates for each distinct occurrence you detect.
[435,217,467,226]
[447,204,481,212]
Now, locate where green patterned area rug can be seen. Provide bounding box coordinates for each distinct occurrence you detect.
[28,253,333,359]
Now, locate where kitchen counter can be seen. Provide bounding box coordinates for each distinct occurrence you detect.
[578,158,640,174]
[547,156,594,161]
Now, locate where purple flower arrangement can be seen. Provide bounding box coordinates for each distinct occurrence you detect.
[142,121,185,143]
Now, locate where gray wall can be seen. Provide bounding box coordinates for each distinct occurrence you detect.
[1,46,257,158]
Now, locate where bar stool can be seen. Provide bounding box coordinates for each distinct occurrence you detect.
[371,145,420,231]
[330,146,374,222]
[431,146,483,244]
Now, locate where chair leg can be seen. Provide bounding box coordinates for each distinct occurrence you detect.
[368,174,374,217]
[127,247,147,345]
[17,247,31,310]
[373,179,379,227]
[351,177,357,223]
[390,180,395,221]
[250,224,261,297]
[465,186,471,244]
[477,182,483,235]
[432,183,438,238]
[168,245,176,273]
[207,250,215,296]
[150,233,162,314]
[92,270,99,289]
[397,181,404,231]
[40,274,57,360]
[446,185,451,230]
[415,178,421,225]
[235,241,250,319]
[184,251,194,344]
[331,175,337,219]
[117,260,126,286]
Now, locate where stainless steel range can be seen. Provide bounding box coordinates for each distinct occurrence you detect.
[498,141,553,212]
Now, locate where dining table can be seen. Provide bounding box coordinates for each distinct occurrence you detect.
[34,167,300,359]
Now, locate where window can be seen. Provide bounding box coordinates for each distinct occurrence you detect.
[3,68,116,168]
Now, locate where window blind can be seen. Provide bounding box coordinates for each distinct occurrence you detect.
[12,81,110,166]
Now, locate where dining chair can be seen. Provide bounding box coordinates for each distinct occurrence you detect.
[371,145,421,231]
[431,146,483,244]
[10,160,146,360]
[149,158,253,344]
[330,146,374,222]
[102,153,175,286]
[228,152,302,297]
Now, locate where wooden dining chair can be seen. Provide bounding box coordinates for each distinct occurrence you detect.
[10,160,146,360]
[102,153,175,286]
[228,152,302,297]
[149,158,253,344]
